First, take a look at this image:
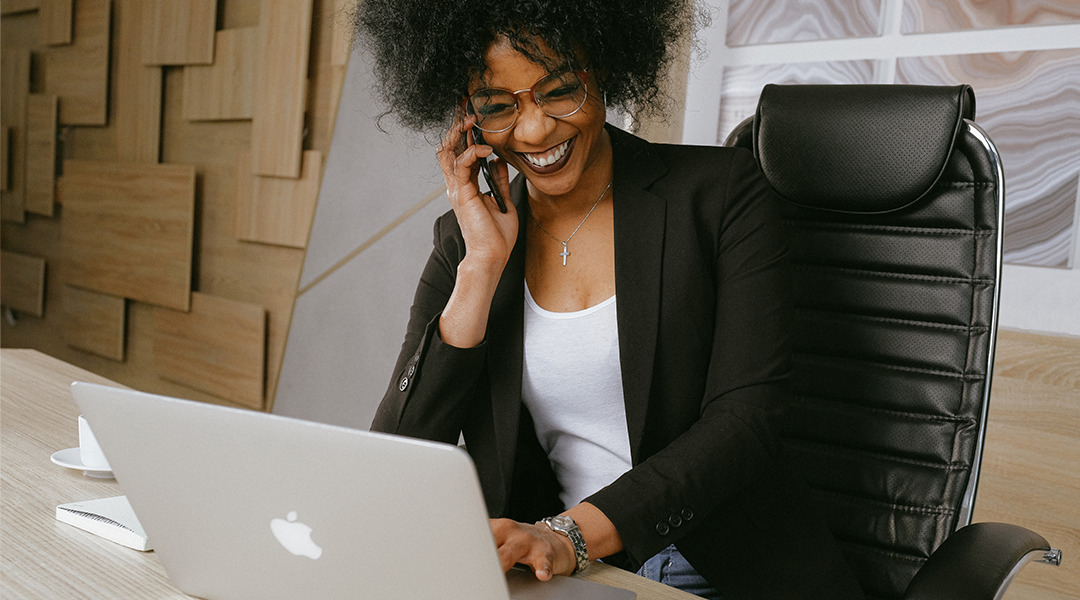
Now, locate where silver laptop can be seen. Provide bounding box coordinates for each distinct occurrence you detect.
[72,382,634,600]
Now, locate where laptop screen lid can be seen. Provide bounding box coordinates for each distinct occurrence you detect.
[71,381,511,600]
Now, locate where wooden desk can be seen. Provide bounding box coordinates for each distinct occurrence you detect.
[0,349,695,599]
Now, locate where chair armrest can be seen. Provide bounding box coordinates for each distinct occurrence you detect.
[903,522,1061,600]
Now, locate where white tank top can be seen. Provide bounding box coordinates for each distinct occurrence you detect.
[521,283,633,509]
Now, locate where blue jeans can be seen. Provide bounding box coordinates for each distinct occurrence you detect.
[635,545,723,599]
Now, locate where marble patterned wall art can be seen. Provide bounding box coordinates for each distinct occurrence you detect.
[727,0,883,47]
[902,0,1080,34]
[716,60,879,143]
[897,49,1080,268]
[1002,173,1078,267]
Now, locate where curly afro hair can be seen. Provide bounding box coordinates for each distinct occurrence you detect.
[353,0,706,133]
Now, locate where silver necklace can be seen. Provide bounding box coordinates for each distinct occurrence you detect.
[528,181,613,267]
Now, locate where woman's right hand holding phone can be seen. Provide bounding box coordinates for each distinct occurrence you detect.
[434,112,517,348]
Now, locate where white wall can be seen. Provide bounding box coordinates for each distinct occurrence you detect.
[273,54,449,427]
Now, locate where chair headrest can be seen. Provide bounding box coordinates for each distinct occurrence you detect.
[753,84,976,213]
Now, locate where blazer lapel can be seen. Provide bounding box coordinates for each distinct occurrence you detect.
[486,176,530,495]
[609,127,668,462]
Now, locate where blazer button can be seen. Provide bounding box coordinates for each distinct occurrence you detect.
[668,514,683,528]
[655,522,670,536]
[398,376,409,391]
[682,508,694,521]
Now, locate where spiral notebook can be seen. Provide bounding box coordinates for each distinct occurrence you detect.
[71,382,634,600]
[56,495,152,551]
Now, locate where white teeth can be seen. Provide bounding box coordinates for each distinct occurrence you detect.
[525,139,570,168]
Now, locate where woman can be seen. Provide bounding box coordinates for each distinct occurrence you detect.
[356,2,862,598]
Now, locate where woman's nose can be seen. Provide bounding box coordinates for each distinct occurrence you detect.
[512,99,556,145]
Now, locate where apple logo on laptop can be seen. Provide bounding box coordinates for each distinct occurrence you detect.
[270,511,323,559]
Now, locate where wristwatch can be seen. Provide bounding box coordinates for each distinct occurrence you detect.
[540,515,588,574]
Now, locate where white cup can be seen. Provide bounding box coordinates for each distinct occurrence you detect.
[78,415,111,471]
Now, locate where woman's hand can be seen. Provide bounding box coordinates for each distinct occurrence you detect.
[436,112,517,271]
[489,518,577,580]
[435,113,518,349]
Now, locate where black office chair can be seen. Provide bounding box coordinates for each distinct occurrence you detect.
[725,84,1062,600]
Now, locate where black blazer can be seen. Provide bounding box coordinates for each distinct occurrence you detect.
[372,126,863,599]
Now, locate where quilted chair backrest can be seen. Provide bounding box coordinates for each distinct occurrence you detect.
[728,84,1003,600]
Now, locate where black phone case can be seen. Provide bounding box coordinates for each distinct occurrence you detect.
[470,120,508,213]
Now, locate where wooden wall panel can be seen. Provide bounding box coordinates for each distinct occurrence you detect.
[305,1,349,154]
[234,149,322,248]
[219,0,259,29]
[1,127,9,191]
[39,0,73,45]
[2,0,344,410]
[24,94,58,217]
[1,47,30,222]
[1,127,7,191]
[140,0,216,65]
[0,250,46,317]
[43,0,110,125]
[182,27,258,121]
[152,292,265,409]
[0,0,39,15]
[59,160,195,311]
[63,285,125,361]
[251,0,313,178]
[330,0,353,68]
[114,0,162,163]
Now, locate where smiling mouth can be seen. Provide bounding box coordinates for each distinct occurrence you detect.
[519,137,574,173]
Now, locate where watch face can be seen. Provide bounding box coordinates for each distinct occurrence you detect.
[547,515,575,531]
[544,515,588,574]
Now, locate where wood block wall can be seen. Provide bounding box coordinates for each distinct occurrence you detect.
[0,0,355,410]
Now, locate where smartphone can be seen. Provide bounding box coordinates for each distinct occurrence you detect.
[466,111,508,213]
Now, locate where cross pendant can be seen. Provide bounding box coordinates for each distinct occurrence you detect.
[559,242,570,267]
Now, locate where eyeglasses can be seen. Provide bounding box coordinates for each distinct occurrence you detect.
[466,70,589,133]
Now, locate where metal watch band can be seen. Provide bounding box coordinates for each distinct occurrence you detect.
[540,515,588,574]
